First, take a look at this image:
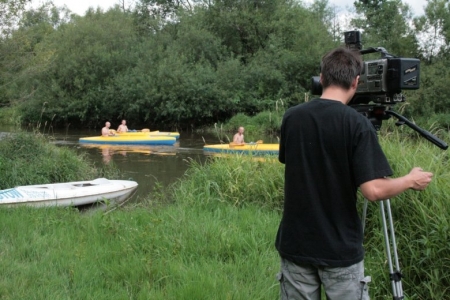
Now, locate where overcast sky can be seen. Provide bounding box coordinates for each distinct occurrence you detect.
[39,0,428,17]
[311,0,428,16]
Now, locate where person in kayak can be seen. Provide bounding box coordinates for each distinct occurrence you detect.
[233,126,245,144]
[117,120,129,133]
[101,122,113,136]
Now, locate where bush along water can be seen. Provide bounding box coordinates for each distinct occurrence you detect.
[210,105,285,142]
[0,132,120,188]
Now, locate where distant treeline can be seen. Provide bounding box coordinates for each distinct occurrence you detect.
[1,0,450,129]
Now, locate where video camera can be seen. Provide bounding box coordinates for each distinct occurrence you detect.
[311,30,420,105]
[310,30,447,150]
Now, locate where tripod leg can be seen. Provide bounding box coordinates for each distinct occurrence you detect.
[362,198,368,233]
[380,200,404,299]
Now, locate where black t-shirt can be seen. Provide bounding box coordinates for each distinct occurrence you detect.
[276,98,393,267]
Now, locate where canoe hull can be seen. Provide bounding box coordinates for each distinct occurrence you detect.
[203,143,279,155]
[79,136,176,145]
[0,178,138,207]
[115,131,180,140]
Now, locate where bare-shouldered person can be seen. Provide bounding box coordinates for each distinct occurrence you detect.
[117,120,128,133]
[102,122,112,136]
[233,126,245,144]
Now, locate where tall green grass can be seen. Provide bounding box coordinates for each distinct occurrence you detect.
[169,155,284,210]
[0,194,281,299]
[362,132,450,299]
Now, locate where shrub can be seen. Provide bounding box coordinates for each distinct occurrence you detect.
[0,132,120,188]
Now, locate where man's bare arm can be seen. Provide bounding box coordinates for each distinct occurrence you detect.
[360,167,433,201]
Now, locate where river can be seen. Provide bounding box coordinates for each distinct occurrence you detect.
[52,129,218,202]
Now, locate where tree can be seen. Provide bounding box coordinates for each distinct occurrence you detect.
[414,0,450,60]
[351,0,419,57]
[17,8,140,127]
[0,3,69,107]
[0,0,30,35]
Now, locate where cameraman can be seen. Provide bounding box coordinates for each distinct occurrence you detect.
[275,47,433,300]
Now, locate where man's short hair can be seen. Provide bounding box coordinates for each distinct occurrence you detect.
[320,47,362,90]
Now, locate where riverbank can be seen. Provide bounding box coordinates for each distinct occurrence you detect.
[0,132,120,189]
[0,133,449,299]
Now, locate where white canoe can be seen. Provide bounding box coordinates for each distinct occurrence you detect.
[0,178,138,207]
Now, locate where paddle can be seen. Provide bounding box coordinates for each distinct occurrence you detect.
[106,129,119,137]
[229,140,263,147]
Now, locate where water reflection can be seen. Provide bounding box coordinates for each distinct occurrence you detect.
[79,143,179,163]
[71,136,207,202]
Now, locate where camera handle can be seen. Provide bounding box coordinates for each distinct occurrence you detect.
[360,47,394,58]
[385,110,448,150]
[362,198,404,300]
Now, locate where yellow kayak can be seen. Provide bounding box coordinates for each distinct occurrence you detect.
[110,129,180,139]
[203,143,279,155]
[79,135,176,146]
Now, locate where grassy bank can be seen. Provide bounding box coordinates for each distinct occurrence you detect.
[0,132,449,299]
[0,132,119,188]
[0,197,281,299]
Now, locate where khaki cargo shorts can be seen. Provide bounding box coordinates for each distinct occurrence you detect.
[277,257,370,300]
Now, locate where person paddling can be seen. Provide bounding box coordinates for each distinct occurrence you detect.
[101,122,113,136]
[117,120,128,133]
[233,127,245,145]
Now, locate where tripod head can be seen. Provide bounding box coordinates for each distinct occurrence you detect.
[352,104,448,150]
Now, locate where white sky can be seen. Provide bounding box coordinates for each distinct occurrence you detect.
[35,0,428,17]
[311,0,428,16]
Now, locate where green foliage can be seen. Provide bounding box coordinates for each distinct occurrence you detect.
[221,113,252,132]
[0,132,119,188]
[404,56,450,117]
[414,113,450,130]
[37,8,138,126]
[0,106,21,125]
[352,0,419,57]
[2,0,335,129]
[414,0,450,60]
[220,109,284,137]
[3,0,450,128]
[0,0,30,35]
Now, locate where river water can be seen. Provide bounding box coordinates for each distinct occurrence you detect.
[52,129,217,202]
